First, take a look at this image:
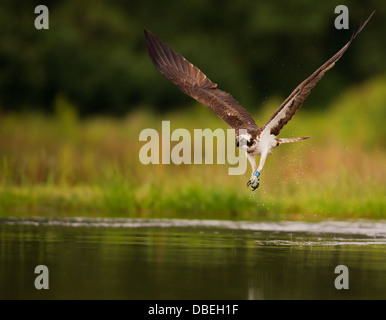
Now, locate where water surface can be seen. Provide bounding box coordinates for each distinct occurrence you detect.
[1,218,385,299]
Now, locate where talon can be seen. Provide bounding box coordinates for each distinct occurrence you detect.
[251,181,260,191]
[247,171,261,191]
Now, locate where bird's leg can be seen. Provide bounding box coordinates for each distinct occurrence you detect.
[246,152,268,191]
[257,151,268,173]
[246,153,260,191]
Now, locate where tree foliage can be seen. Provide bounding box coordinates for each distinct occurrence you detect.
[0,0,384,116]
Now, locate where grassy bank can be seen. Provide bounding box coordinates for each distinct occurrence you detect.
[1,76,385,220]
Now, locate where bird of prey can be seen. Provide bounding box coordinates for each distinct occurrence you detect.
[144,11,374,191]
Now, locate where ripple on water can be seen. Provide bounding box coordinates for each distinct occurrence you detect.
[1,217,386,245]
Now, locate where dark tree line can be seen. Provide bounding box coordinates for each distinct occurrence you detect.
[0,0,384,116]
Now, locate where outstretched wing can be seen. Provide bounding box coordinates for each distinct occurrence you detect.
[260,11,375,137]
[144,30,258,132]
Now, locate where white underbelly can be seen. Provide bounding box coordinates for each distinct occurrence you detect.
[248,133,277,156]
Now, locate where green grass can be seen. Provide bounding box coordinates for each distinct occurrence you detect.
[0,76,385,220]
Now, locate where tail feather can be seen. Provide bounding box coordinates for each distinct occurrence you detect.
[276,136,310,145]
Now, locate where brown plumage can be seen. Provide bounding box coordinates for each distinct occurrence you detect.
[144,29,259,137]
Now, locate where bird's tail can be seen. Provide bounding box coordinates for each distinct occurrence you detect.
[276,136,310,145]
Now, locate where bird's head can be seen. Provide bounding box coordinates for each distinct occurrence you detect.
[236,134,252,149]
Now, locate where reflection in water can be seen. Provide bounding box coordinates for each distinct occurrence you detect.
[0,218,385,299]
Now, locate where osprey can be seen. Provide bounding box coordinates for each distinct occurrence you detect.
[144,12,374,191]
